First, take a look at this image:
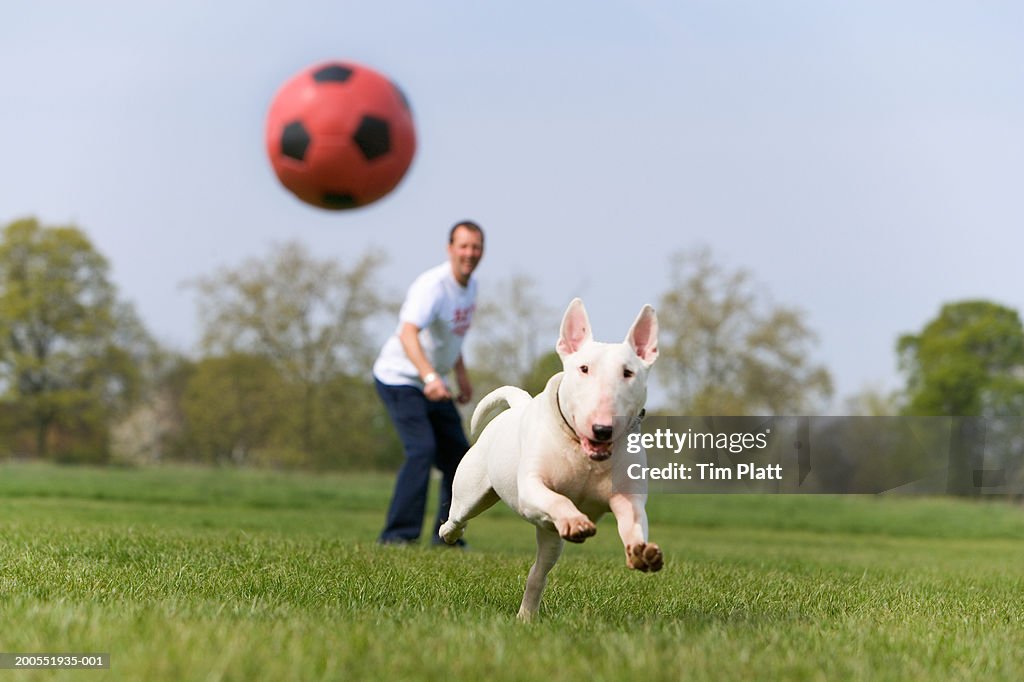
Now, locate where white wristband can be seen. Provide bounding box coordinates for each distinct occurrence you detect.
[422,372,439,384]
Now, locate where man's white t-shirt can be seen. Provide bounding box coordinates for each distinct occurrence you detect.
[372,262,478,387]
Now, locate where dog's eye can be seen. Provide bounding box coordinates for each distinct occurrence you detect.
[623,368,635,379]
[579,365,589,375]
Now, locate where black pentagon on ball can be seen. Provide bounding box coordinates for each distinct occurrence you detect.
[281,121,310,161]
[322,192,358,209]
[353,116,390,161]
[313,64,354,83]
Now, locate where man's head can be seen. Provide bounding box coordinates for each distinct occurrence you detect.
[447,220,484,286]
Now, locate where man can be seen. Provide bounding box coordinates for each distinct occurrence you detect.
[373,221,484,545]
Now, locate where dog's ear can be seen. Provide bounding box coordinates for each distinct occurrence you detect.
[626,304,659,366]
[557,298,593,358]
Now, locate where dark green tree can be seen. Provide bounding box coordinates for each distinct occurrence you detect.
[0,218,152,460]
[898,300,1024,416]
[898,300,1024,496]
[180,353,295,465]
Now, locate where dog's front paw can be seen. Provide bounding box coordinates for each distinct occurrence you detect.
[626,542,663,572]
[556,515,597,543]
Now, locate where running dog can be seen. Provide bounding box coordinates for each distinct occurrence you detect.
[439,298,662,619]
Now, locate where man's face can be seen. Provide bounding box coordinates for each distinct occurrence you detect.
[448,226,484,285]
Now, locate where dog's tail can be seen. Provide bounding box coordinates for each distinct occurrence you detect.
[470,386,532,440]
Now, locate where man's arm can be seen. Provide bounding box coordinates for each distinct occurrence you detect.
[398,322,451,401]
[453,355,472,404]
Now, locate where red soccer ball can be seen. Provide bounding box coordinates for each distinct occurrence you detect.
[265,61,416,210]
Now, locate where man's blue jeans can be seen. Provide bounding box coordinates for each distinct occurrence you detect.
[375,378,469,543]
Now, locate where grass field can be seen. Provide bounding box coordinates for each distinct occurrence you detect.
[2,462,1024,681]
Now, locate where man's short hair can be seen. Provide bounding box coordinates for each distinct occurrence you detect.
[449,220,484,244]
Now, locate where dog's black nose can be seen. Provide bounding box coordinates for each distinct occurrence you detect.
[592,425,614,442]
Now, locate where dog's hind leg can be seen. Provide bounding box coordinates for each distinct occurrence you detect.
[517,527,564,621]
[439,447,499,544]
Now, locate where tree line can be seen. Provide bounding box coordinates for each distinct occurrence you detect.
[2,217,1022,469]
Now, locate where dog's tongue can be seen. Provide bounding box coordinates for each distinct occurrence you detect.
[583,438,613,460]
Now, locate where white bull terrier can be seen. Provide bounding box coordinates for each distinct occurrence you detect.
[439,298,662,620]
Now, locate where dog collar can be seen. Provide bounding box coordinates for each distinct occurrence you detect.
[631,408,647,431]
[554,388,579,442]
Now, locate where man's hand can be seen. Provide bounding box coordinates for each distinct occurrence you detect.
[424,376,452,402]
[398,323,453,402]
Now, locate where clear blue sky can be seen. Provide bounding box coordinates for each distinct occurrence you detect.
[2,1,1022,409]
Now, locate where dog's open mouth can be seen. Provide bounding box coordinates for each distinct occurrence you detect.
[582,438,613,461]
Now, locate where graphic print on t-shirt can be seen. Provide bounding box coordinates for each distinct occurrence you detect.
[452,304,475,337]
